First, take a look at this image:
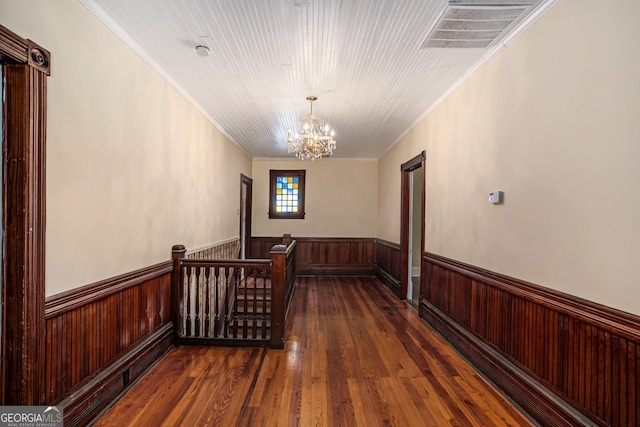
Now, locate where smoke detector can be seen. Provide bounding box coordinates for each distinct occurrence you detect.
[195,45,210,57]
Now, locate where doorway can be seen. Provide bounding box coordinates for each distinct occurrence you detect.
[407,167,423,306]
[400,151,425,303]
[240,174,252,259]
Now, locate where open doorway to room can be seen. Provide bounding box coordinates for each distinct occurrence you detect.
[239,174,252,259]
[407,167,423,307]
[400,151,425,305]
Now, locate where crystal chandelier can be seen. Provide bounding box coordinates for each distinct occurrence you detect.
[286,96,336,160]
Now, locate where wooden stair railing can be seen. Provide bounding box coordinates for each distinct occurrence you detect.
[171,236,296,348]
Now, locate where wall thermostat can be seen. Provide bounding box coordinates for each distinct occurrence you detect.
[489,191,503,204]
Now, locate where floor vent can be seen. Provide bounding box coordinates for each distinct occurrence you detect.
[422,0,537,48]
[122,368,130,386]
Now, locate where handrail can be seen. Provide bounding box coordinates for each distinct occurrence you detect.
[181,258,270,268]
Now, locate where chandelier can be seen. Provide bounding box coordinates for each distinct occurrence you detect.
[286,96,336,160]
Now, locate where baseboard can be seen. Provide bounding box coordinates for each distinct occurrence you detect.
[59,324,173,427]
[297,263,374,276]
[374,264,401,297]
[411,266,420,277]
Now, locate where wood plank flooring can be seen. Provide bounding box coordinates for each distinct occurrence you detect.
[93,276,533,426]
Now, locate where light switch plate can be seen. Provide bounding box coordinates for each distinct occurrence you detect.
[489,191,503,204]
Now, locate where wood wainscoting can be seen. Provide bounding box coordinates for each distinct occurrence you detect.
[186,237,240,260]
[374,239,402,297]
[421,252,640,427]
[249,236,281,260]
[44,262,173,427]
[251,237,376,276]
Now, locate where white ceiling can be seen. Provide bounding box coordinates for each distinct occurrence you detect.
[81,0,555,159]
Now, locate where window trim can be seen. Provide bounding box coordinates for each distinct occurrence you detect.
[269,169,306,219]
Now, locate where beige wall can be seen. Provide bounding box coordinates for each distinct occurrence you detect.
[1,0,252,296]
[252,160,377,237]
[378,0,640,315]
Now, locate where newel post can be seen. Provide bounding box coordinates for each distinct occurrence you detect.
[270,244,287,349]
[171,245,186,345]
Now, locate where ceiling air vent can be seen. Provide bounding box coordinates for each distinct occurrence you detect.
[422,0,537,48]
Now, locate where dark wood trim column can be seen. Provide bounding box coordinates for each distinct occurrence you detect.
[1,24,50,405]
[269,245,287,349]
[171,245,186,345]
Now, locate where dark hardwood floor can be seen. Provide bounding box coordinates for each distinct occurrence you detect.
[93,276,533,426]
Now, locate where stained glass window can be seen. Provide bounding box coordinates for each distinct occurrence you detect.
[269,170,305,219]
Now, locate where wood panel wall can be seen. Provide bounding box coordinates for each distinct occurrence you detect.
[251,237,376,276]
[374,239,401,297]
[250,236,281,260]
[421,252,640,427]
[44,262,173,427]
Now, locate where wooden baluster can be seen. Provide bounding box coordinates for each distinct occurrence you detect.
[194,267,201,337]
[185,267,193,337]
[287,244,296,305]
[233,267,240,339]
[171,245,186,345]
[204,267,211,337]
[242,268,248,339]
[224,267,230,338]
[252,266,258,339]
[213,267,219,337]
[242,272,250,338]
[262,266,268,338]
[228,267,232,337]
[242,266,248,339]
[237,266,243,339]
